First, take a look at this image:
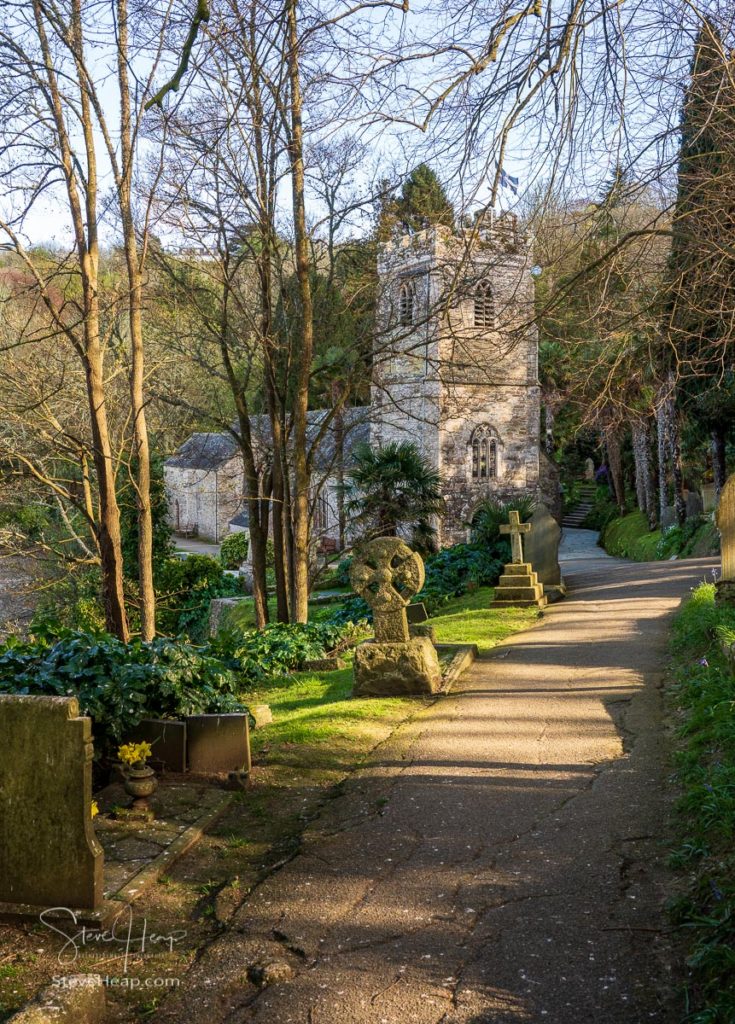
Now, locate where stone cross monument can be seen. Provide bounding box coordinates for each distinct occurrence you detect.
[500,510,531,564]
[492,509,547,608]
[349,537,424,644]
[350,537,441,696]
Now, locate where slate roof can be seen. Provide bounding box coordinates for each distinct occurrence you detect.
[165,432,239,471]
[165,407,371,475]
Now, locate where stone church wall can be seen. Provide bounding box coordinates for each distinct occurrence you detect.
[164,457,243,543]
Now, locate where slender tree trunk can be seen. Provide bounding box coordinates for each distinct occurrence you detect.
[117,0,155,638]
[712,427,727,496]
[605,431,626,514]
[44,0,129,638]
[656,400,668,523]
[663,377,686,526]
[632,422,647,513]
[285,0,313,623]
[332,382,346,550]
[543,400,555,456]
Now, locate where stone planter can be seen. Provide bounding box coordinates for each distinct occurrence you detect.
[123,764,157,812]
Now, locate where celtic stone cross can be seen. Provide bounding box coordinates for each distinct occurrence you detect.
[500,510,531,564]
[349,537,425,643]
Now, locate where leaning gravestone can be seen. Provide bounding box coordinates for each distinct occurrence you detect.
[0,695,103,914]
[525,502,565,599]
[350,537,441,696]
[716,474,735,606]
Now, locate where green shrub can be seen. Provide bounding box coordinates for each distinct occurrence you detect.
[220,532,249,569]
[581,486,618,531]
[0,502,53,540]
[212,620,358,684]
[156,554,242,641]
[0,628,244,751]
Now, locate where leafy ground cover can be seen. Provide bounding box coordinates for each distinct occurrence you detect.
[668,582,735,1022]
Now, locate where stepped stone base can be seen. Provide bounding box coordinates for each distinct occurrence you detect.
[492,563,547,608]
[353,637,441,696]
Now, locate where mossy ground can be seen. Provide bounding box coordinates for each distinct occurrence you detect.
[601,511,719,562]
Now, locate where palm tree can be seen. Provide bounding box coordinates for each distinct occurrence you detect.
[343,442,445,546]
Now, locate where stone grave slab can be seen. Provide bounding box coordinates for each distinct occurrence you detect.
[124,718,187,773]
[0,695,103,914]
[525,502,565,599]
[716,473,735,604]
[186,713,251,774]
[406,602,429,624]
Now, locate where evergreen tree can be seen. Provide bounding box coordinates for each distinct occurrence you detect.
[377,164,455,237]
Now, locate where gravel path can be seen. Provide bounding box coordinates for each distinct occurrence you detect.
[159,531,716,1024]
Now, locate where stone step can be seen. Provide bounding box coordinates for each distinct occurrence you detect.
[494,585,545,602]
[498,574,539,589]
[492,593,548,608]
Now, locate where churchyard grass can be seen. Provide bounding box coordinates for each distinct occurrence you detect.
[427,586,541,654]
[667,582,735,1022]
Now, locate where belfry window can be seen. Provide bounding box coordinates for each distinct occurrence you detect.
[474,280,495,328]
[399,280,416,326]
[470,426,498,480]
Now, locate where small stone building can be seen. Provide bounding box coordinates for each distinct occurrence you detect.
[165,211,552,549]
[164,433,244,543]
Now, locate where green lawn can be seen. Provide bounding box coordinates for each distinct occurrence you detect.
[428,585,541,654]
[246,585,542,771]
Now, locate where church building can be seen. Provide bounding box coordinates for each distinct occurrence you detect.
[164,211,556,548]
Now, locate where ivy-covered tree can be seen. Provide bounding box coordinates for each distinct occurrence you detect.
[666,20,735,496]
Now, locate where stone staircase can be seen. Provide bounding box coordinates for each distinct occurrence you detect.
[562,483,598,529]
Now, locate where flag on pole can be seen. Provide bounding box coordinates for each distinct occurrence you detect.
[499,167,519,195]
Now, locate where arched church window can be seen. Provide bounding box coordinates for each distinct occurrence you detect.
[470,425,498,480]
[474,280,495,328]
[399,279,416,326]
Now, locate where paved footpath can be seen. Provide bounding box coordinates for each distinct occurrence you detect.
[161,531,716,1024]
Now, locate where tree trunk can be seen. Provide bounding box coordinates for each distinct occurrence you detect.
[712,427,727,496]
[544,400,555,456]
[656,400,668,523]
[117,0,155,638]
[285,0,313,623]
[632,419,657,528]
[606,431,626,514]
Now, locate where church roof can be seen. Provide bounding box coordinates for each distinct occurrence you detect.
[165,407,371,474]
[165,432,239,470]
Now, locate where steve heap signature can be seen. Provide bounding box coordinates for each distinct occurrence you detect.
[40,906,187,971]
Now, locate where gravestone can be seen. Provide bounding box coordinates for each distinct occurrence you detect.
[684,490,704,520]
[124,718,187,773]
[716,474,735,605]
[584,458,595,481]
[661,506,677,529]
[702,483,717,514]
[350,537,441,696]
[525,502,565,599]
[186,713,251,774]
[0,695,103,913]
[492,510,547,608]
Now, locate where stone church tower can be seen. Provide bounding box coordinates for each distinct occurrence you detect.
[370,211,543,546]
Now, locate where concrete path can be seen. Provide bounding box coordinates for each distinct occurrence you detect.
[162,532,716,1024]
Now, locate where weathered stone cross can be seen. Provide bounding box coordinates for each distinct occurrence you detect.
[500,510,531,564]
[349,537,425,643]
